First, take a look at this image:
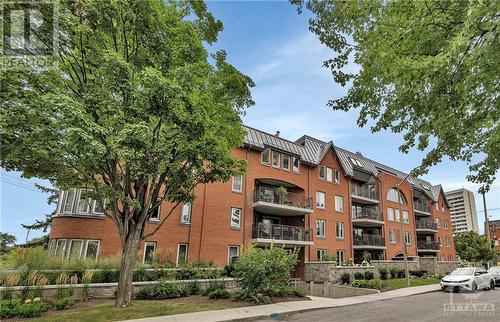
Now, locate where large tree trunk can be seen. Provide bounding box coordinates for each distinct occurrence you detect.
[115,229,142,307]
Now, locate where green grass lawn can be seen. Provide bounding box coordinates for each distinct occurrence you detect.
[27,298,237,322]
[381,277,441,291]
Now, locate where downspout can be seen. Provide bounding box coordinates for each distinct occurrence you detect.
[243,146,251,248]
[307,166,311,262]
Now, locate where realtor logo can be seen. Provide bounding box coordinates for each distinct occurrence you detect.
[443,291,495,317]
[1,0,58,69]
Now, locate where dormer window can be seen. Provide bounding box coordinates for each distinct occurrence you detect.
[272,151,280,168]
[292,157,300,172]
[408,178,415,185]
[261,149,270,165]
[349,157,363,167]
[421,183,430,190]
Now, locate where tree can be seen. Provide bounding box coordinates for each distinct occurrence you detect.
[0,0,254,307]
[21,184,59,237]
[454,231,498,264]
[0,233,16,254]
[294,0,499,191]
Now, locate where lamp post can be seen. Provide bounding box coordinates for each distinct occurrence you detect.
[397,173,411,287]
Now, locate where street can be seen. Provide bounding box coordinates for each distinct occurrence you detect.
[255,289,500,322]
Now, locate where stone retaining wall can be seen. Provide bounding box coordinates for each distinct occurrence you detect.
[304,262,377,283]
[299,281,379,298]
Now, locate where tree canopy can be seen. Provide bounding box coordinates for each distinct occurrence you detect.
[454,231,498,263]
[0,0,254,307]
[0,232,16,254]
[294,0,499,191]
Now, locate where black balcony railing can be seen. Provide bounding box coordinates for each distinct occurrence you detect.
[353,234,385,246]
[352,206,383,221]
[252,223,312,242]
[253,186,312,209]
[414,200,431,213]
[415,220,438,230]
[351,184,378,201]
[417,241,440,250]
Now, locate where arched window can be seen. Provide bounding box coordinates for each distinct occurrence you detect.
[387,188,406,204]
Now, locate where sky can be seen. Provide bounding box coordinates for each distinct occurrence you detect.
[1,0,499,242]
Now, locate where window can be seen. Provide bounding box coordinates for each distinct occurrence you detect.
[395,209,401,222]
[335,222,344,239]
[404,232,411,245]
[336,250,345,265]
[143,242,156,264]
[448,255,452,261]
[230,207,241,228]
[334,195,343,212]
[441,203,445,212]
[446,237,450,247]
[55,239,67,258]
[387,188,405,203]
[421,183,430,190]
[436,218,441,228]
[177,244,188,265]
[232,175,243,192]
[403,211,409,224]
[435,203,439,211]
[92,199,106,214]
[283,155,290,171]
[319,165,326,180]
[68,239,83,259]
[261,149,270,165]
[326,167,333,182]
[62,188,76,213]
[334,170,341,184]
[316,219,326,237]
[387,207,394,221]
[292,157,300,172]
[444,219,449,229]
[438,236,443,246]
[76,189,92,213]
[389,229,397,243]
[228,246,240,264]
[316,191,326,209]
[48,240,56,255]
[272,151,280,168]
[317,249,327,261]
[349,157,362,167]
[181,203,191,224]
[149,199,160,221]
[84,240,100,260]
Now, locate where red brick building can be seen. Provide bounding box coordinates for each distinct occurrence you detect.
[489,220,500,252]
[48,125,456,275]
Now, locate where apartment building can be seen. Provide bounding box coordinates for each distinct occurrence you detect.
[48,125,456,276]
[444,188,479,235]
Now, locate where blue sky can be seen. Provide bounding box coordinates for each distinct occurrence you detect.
[1,0,498,242]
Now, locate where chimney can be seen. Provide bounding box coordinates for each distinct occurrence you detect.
[275,131,280,137]
[356,151,362,156]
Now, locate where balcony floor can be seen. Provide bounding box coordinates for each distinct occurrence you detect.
[351,194,379,205]
[352,218,385,227]
[252,201,313,216]
[251,238,313,247]
[353,245,387,250]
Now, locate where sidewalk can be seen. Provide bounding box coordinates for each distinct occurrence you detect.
[123,284,440,322]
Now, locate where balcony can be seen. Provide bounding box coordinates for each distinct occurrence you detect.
[352,206,384,227]
[414,200,431,215]
[353,234,386,249]
[415,220,438,233]
[253,186,313,216]
[251,223,313,247]
[417,241,440,252]
[351,184,378,204]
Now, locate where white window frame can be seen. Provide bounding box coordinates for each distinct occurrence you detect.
[61,188,77,213]
[55,239,67,258]
[389,229,397,243]
[143,241,157,264]
[272,150,280,168]
[316,191,326,209]
[334,195,344,212]
[282,155,290,171]
[336,250,345,265]
[227,245,240,264]
[395,209,401,222]
[438,236,443,246]
[67,239,84,259]
[180,202,191,224]
[387,207,394,221]
[334,170,340,184]
[317,249,327,261]
[48,239,56,255]
[292,157,300,173]
[75,189,92,214]
[232,175,243,192]
[403,210,409,224]
[316,219,326,237]
[444,219,448,229]
[92,198,106,215]
[176,243,188,265]
[441,204,445,212]
[261,149,270,165]
[318,165,326,180]
[436,218,441,228]
[435,203,439,210]
[230,207,241,229]
[336,222,344,239]
[326,167,333,182]
[404,232,411,245]
[84,240,100,260]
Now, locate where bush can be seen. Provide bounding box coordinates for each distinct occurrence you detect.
[409,270,427,278]
[135,285,154,300]
[201,279,226,296]
[234,245,298,298]
[267,285,304,298]
[153,279,184,299]
[208,288,230,299]
[351,279,382,290]
[17,299,46,318]
[389,267,398,279]
[0,299,21,318]
[378,267,388,280]
[354,272,365,280]
[224,263,235,277]
[364,271,374,280]
[183,280,200,295]
[52,297,75,310]
[397,269,406,278]
[233,290,270,304]
[340,272,350,284]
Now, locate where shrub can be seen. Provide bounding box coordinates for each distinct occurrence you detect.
[322,251,336,262]
[135,285,154,300]
[153,279,183,299]
[233,290,270,304]
[17,299,46,318]
[397,269,406,278]
[409,270,426,278]
[52,297,75,310]
[267,285,304,297]
[389,267,398,279]
[340,272,350,284]
[201,279,226,296]
[208,288,230,299]
[354,272,365,280]
[234,245,298,297]
[379,267,388,280]
[0,299,21,318]
[351,279,382,290]
[364,271,374,280]
[183,280,200,295]
[224,263,236,277]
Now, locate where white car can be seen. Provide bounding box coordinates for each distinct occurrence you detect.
[488,266,500,286]
[440,267,495,292]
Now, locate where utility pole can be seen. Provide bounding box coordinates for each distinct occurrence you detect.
[397,173,411,287]
[482,191,490,241]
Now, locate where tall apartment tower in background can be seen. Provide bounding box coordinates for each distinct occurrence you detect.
[445,188,479,235]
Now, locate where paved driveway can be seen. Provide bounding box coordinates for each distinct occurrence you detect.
[255,289,500,322]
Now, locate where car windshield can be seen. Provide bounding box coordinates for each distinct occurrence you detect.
[450,268,474,276]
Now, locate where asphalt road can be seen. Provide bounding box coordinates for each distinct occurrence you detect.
[255,288,500,322]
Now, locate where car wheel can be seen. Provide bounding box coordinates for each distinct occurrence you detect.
[441,286,447,291]
[491,280,495,290]
[472,282,478,293]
